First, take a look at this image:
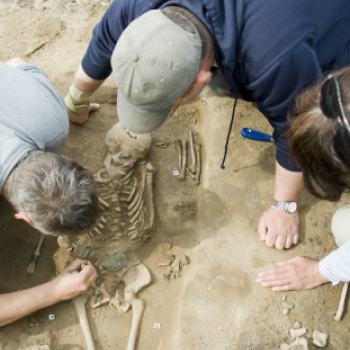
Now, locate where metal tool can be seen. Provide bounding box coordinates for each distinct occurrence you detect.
[241,128,273,142]
[65,265,82,275]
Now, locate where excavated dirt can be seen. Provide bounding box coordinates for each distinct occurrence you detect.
[1,1,350,349]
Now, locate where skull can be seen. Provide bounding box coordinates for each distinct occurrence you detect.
[104,122,152,180]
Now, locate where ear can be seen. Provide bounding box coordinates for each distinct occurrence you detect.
[194,69,212,85]
[14,211,32,225]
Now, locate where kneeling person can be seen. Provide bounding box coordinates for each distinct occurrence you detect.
[0,58,99,327]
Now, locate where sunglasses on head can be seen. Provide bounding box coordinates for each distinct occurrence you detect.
[320,75,350,133]
[320,75,350,166]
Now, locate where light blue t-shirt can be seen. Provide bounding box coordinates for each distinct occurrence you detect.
[0,62,69,192]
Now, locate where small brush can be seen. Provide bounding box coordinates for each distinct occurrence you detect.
[27,233,46,274]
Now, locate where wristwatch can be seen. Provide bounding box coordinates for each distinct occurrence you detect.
[273,200,297,213]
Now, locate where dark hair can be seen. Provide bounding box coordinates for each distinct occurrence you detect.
[161,6,215,69]
[8,151,100,235]
[288,66,350,201]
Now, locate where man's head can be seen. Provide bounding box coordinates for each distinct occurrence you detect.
[6,151,100,236]
[111,6,215,134]
[288,66,350,201]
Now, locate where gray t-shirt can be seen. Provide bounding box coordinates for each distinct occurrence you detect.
[0,62,69,192]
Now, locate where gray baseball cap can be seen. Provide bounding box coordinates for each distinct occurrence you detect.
[111,10,201,133]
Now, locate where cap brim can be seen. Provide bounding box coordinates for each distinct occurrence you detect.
[117,92,172,134]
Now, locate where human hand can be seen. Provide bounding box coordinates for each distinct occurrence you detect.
[255,256,329,291]
[68,103,100,125]
[50,258,98,302]
[258,205,299,249]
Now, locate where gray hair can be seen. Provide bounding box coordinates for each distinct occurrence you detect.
[161,6,215,69]
[7,151,100,236]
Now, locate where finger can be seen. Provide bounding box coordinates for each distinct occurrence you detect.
[265,231,278,247]
[285,235,293,249]
[258,264,294,278]
[89,103,100,112]
[272,284,296,292]
[258,217,267,241]
[62,258,86,273]
[293,231,299,245]
[275,235,286,250]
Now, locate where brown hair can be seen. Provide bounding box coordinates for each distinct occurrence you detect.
[288,66,350,201]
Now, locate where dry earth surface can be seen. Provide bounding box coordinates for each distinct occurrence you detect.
[1,0,350,349]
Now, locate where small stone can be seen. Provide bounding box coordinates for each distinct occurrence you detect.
[283,308,290,315]
[290,336,308,350]
[294,321,301,329]
[282,295,287,301]
[290,328,307,339]
[282,302,295,309]
[313,329,327,347]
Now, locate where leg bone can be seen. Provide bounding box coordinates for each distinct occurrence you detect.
[72,294,96,350]
[334,282,349,321]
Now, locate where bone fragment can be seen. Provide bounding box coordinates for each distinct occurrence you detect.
[188,130,196,174]
[290,337,308,350]
[290,328,307,339]
[195,143,201,185]
[312,329,328,347]
[334,282,349,321]
[155,142,169,148]
[101,216,107,223]
[92,228,102,235]
[57,235,72,251]
[128,190,141,211]
[178,140,187,181]
[186,167,196,180]
[98,223,104,229]
[280,344,290,350]
[72,294,96,350]
[282,308,290,315]
[127,176,138,202]
[128,193,143,217]
[94,168,111,184]
[174,139,182,171]
[282,302,294,309]
[98,196,110,208]
[27,233,46,274]
[130,209,143,225]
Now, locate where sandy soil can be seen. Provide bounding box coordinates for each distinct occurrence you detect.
[1,1,350,349]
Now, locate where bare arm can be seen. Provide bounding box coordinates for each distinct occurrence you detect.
[67,64,106,124]
[258,162,304,249]
[0,259,97,327]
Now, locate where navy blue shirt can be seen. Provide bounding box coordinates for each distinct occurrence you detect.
[82,0,350,171]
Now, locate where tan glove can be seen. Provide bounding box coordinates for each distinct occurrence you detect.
[64,84,93,113]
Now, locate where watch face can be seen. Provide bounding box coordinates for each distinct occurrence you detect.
[287,202,297,213]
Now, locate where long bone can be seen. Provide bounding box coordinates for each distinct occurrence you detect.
[195,143,201,185]
[188,130,196,174]
[334,282,349,321]
[178,140,187,181]
[143,164,155,231]
[174,139,182,171]
[72,293,96,350]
